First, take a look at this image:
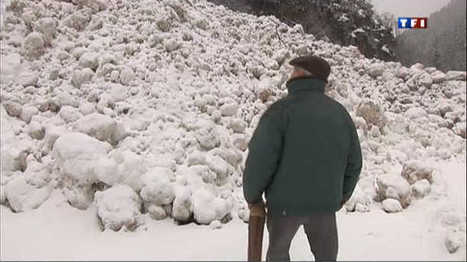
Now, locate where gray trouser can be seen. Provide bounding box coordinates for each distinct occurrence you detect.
[266,212,338,262]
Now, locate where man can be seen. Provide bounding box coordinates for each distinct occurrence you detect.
[243,55,363,261]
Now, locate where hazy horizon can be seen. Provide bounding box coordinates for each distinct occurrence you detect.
[370,0,453,17]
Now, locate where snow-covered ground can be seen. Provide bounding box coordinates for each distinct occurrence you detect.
[1,159,465,260]
[1,0,466,260]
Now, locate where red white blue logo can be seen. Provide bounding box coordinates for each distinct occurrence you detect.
[398,17,428,29]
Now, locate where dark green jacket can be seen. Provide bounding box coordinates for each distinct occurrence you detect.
[243,77,362,216]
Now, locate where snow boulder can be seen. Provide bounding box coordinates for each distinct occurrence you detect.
[140,167,175,206]
[445,229,465,254]
[109,84,128,103]
[376,174,412,208]
[411,179,431,199]
[238,206,250,222]
[220,103,239,117]
[27,121,45,140]
[382,199,403,213]
[96,150,148,191]
[35,17,57,44]
[368,63,385,78]
[209,220,223,230]
[210,147,243,169]
[401,161,434,185]
[418,73,433,88]
[92,155,119,184]
[344,184,372,212]
[232,134,248,151]
[189,165,216,184]
[19,71,39,87]
[205,154,234,186]
[410,63,424,71]
[3,101,22,118]
[172,186,193,223]
[431,71,446,83]
[74,113,128,145]
[397,66,410,80]
[1,114,29,174]
[257,86,272,103]
[192,188,232,225]
[20,106,39,124]
[79,102,96,115]
[445,71,467,81]
[404,107,427,120]
[79,52,99,71]
[78,0,108,11]
[53,134,112,166]
[146,204,168,220]
[453,122,466,139]
[356,101,387,130]
[38,98,61,113]
[53,132,112,209]
[195,123,221,150]
[59,105,82,123]
[71,68,94,88]
[4,176,52,212]
[164,38,181,52]
[23,32,45,59]
[436,101,453,117]
[187,151,207,166]
[95,184,142,231]
[42,125,67,153]
[228,119,246,133]
[63,12,91,31]
[120,66,135,86]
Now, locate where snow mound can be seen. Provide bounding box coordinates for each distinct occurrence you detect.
[73,113,128,146]
[382,199,403,213]
[192,188,233,225]
[376,174,411,208]
[356,100,387,131]
[95,184,142,231]
[172,186,193,223]
[53,132,112,184]
[140,167,176,206]
[401,161,434,185]
[53,132,112,209]
[5,175,52,212]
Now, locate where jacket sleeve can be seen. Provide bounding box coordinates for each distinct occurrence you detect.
[243,104,286,204]
[342,116,363,202]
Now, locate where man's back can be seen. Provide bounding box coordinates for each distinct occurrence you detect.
[243,55,363,262]
[243,77,362,216]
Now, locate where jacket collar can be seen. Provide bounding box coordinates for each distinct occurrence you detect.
[286,76,326,95]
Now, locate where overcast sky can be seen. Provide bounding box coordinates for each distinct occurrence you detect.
[370,0,452,17]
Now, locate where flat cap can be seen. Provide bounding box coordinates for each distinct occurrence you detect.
[289,55,331,83]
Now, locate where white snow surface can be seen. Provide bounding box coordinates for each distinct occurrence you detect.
[1,159,465,260]
[1,0,466,259]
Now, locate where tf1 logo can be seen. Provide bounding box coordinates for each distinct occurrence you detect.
[398,17,428,29]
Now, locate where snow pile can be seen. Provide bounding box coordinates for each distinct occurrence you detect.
[140,167,175,220]
[192,187,233,225]
[53,132,112,209]
[1,1,465,253]
[95,184,142,231]
[73,113,128,145]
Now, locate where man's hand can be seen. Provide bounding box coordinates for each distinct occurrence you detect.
[248,201,266,217]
